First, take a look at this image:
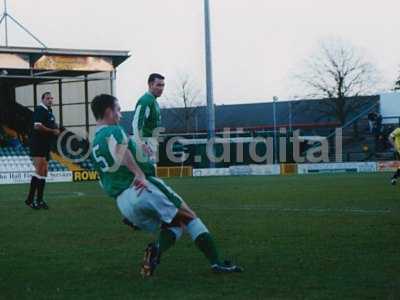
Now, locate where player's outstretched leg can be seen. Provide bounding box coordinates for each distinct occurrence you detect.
[140,242,160,277]
[136,176,242,276]
[186,217,243,273]
[140,207,243,277]
[140,223,183,278]
[391,168,400,185]
[173,202,243,273]
[157,224,183,255]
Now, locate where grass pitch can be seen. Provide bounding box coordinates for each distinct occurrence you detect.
[0,173,399,299]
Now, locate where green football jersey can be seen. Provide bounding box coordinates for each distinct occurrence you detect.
[91,125,155,198]
[132,92,161,138]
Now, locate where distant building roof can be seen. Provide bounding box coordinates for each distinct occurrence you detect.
[0,46,130,67]
[0,46,131,86]
[121,95,379,135]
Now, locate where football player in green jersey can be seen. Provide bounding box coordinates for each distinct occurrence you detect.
[91,94,242,277]
[132,73,164,165]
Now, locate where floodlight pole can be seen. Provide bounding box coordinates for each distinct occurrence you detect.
[0,0,47,48]
[273,96,278,164]
[4,0,8,46]
[204,0,216,168]
[289,101,293,132]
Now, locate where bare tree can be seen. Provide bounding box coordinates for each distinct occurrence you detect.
[164,73,204,132]
[395,74,400,90]
[296,39,378,125]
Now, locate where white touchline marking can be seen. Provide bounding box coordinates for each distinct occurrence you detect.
[42,192,88,199]
[193,205,392,214]
[0,191,395,215]
[2,191,89,199]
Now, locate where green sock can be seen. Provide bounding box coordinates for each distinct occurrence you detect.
[194,232,220,266]
[157,229,176,254]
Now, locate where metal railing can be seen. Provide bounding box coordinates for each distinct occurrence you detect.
[302,102,380,159]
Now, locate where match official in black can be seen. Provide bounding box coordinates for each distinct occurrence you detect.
[25,92,60,209]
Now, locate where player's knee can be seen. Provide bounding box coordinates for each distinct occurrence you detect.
[173,206,197,226]
[168,226,183,240]
[180,203,197,219]
[161,222,183,240]
[186,218,209,241]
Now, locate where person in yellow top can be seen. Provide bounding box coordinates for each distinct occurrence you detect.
[388,127,400,185]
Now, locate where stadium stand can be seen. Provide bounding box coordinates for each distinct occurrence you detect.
[121,95,399,167]
[0,46,129,176]
[0,146,68,172]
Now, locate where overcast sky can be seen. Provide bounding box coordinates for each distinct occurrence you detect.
[3,0,400,110]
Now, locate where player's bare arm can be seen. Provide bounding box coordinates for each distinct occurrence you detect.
[115,143,149,195]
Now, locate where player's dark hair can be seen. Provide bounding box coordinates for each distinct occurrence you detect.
[148,73,165,84]
[41,92,51,100]
[91,94,117,120]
